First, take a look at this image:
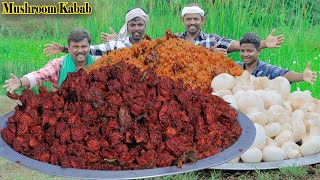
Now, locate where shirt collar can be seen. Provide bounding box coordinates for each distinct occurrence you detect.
[198,30,208,40]
[256,60,266,69]
[251,60,266,75]
[239,60,263,73]
[123,36,132,46]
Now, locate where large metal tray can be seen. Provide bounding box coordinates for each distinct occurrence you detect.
[0,110,255,179]
[211,153,320,170]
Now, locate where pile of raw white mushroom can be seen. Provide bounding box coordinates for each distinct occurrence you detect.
[211,71,320,163]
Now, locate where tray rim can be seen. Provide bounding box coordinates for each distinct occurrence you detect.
[0,110,255,179]
[210,152,320,170]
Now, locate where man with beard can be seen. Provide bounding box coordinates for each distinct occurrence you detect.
[43,8,148,56]
[3,29,100,93]
[177,3,284,55]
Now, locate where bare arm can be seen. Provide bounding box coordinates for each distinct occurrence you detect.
[228,29,284,53]
[43,42,67,56]
[284,71,304,83]
[2,74,31,93]
[101,27,117,43]
[260,29,284,49]
[284,62,317,84]
[227,41,240,53]
[209,44,227,55]
[3,58,64,93]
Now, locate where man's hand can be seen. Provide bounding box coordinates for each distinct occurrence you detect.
[265,29,284,48]
[2,73,21,93]
[303,61,317,85]
[43,42,64,57]
[101,27,117,43]
[209,44,227,56]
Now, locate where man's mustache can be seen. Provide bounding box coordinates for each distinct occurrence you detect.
[132,31,141,35]
[188,25,197,28]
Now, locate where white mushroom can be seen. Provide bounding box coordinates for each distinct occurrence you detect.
[232,71,254,94]
[274,130,295,146]
[211,71,320,163]
[290,110,306,142]
[300,136,320,156]
[259,90,284,109]
[281,142,300,151]
[304,112,320,129]
[211,73,236,91]
[300,102,317,113]
[253,76,271,90]
[252,123,266,149]
[247,112,269,126]
[262,146,286,162]
[269,76,291,99]
[266,136,279,147]
[240,148,263,163]
[214,90,233,97]
[264,123,282,138]
[281,142,301,159]
[315,99,320,114]
[281,122,293,132]
[282,101,293,116]
[232,84,254,95]
[284,148,301,159]
[222,95,239,109]
[309,126,320,137]
[288,90,313,110]
[267,105,289,124]
[237,91,265,114]
[228,156,240,163]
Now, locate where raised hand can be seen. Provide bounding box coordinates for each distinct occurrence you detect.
[303,61,317,85]
[101,27,117,43]
[43,42,64,57]
[2,73,21,93]
[265,29,284,48]
[209,44,227,56]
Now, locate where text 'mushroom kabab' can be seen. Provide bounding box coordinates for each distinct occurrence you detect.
[2,61,242,170]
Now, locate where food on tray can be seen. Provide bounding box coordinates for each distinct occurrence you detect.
[212,71,320,163]
[2,61,242,170]
[89,30,243,89]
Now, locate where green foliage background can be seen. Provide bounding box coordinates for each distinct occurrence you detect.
[0,0,319,97]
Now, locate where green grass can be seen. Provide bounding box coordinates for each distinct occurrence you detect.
[209,169,222,179]
[279,166,309,178]
[0,38,63,95]
[1,0,319,98]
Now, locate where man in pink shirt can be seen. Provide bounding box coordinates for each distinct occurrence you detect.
[3,29,100,93]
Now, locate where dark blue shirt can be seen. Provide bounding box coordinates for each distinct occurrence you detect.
[237,60,289,79]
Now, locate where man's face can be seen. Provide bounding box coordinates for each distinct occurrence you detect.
[182,13,204,35]
[68,38,90,64]
[240,43,260,66]
[127,18,146,42]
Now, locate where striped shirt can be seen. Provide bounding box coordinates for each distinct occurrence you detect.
[24,55,101,91]
[237,60,289,79]
[176,30,233,50]
[90,37,132,56]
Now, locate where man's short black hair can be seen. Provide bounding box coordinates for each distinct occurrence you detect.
[67,29,91,45]
[240,32,261,49]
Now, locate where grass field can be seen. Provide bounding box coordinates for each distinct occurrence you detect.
[0,0,320,179]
